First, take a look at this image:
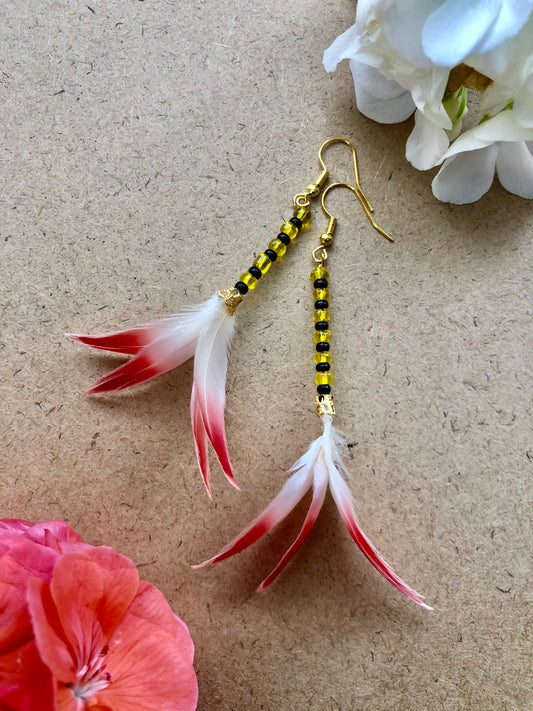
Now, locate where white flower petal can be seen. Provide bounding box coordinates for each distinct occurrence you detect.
[352,60,408,100]
[496,140,533,197]
[323,23,360,72]
[432,145,498,203]
[381,0,442,69]
[440,111,533,163]
[475,1,533,55]
[350,60,415,123]
[423,0,500,66]
[406,110,449,169]
[514,74,533,128]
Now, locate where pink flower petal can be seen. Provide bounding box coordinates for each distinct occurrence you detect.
[126,581,195,667]
[29,548,140,682]
[0,640,56,711]
[91,624,198,711]
[0,520,34,537]
[50,548,139,658]
[0,536,61,656]
[194,465,314,569]
[0,579,31,657]
[257,457,329,592]
[328,466,432,609]
[23,521,85,549]
[27,577,77,682]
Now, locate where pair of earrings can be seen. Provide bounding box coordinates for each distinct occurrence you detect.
[68,138,431,609]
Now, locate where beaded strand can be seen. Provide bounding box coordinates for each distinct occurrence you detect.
[311,265,333,396]
[234,206,311,296]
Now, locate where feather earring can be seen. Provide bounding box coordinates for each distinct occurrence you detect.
[195,174,432,609]
[67,149,332,495]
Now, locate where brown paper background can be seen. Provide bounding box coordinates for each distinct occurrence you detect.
[1,1,531,709]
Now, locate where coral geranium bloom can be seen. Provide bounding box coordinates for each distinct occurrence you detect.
[0,532,59,711]
[27,546,198,711]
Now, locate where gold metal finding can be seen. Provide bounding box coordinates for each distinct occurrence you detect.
[218,287,243,316]
[318,137,374,215]
[321,182,394,243]
[315,394,335,418]
[312,245,328,265]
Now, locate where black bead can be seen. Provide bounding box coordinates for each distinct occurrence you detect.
[235,281,248,295]
[278,232,291,246]
[249,266,262,280]
[314,300,329,309]
[316,342,330,352]
[264,249,277,262]
[317,384,331,395]
[315,321,329,331]
[316,362,331,372]
[314,278,328,289]
[289,217,302,228]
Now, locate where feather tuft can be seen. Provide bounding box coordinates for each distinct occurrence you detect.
[68,293,240,492]
[195,414,432,608]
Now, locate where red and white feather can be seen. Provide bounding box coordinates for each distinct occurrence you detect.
[195,414,432,608]
[67,293,238,495]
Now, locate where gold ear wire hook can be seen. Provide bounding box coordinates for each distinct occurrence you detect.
[321,182,394,243]
[318,137,373,215]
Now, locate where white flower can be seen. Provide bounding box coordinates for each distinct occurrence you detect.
[432,110,533,203]
[323,2,451,128]
[324,0,533,203]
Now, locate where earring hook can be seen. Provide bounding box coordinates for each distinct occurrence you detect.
[321,181,394,244]
[318,137,373,214]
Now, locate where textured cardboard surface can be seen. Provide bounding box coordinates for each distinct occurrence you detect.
[1,1,531,709]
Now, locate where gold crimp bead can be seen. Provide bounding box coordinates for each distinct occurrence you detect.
[315,394,335,417]
[218,287,243,316]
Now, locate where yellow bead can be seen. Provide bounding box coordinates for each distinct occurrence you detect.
[312,288,330,302]
[253,253,272,275]
[313,330,331,343]
[294,206,311,227]
[313,309,330,323]
[268,238,287,257]
[280,221,298,240]
[310,266,329,281]
[315,371,334,386]
[240,271,258,290]
[314,351,332,364]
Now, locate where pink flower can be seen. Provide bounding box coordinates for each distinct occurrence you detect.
[0,520,198,711]
[0,524,61,711]
[67,292,239,496]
